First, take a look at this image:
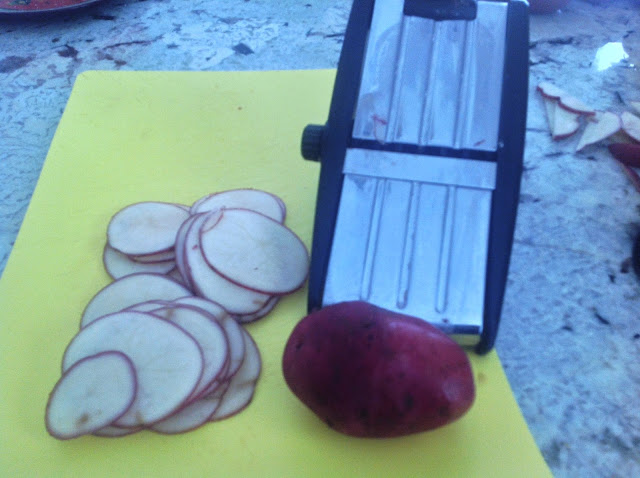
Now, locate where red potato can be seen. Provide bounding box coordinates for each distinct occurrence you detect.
[608,143,640,168]
[199,208,309,295]
[107,201,190,256]
[63,311,204,427]
[46,351,137,440]
[282,301,475,438]
[190,188,286,223]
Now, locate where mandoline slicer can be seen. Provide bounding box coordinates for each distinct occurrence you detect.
[301,0,529,354]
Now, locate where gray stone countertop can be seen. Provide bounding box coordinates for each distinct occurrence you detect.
[1,0,639,476]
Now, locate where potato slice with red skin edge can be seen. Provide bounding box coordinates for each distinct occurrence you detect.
[631,101,640,116]
[235,296,279,324]
[211,329,261,421]
[93,425,142,437]
[184,212,271,314]
[172,296,229,321]
[46,351,137,440]
[167,267,188,286]
[553,106,581,140]
[173,203,191,212]
[107,201,190,256]
[282,301,475,438]
[123,299,175,313]
[103,244,175,280]
[199,208,309,295]
[609,143,640,168]
[174,213,198,290]
[537,82,594,116]
[130,249,176,264]
[80,273,192,328]
[537,81,594,113]
[274,194,287,222]
[192,317,244,399]
[191,189,286,223]
[576,111,622,151]
[621,111,640,142]
[542,96,556,134]
[63,311,204,427]
[558,95,595,116]
[149,304,230,401]
[210,380,258,422]
[152,304,245,390]
[536,81,565,100]
[151,390,225,434]
[219,316,246,380]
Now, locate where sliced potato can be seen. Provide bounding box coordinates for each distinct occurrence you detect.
[46,351,137,440]
[552,105,581,140]
[63,311,204,427]
[150,304,229,400]
[576,111,621,151]
[191,189,286,223]
[129,249,176,264]
[172,296,229,320]
[93,425,141,437]
[235,296,279,324]
[199,208,309,295]
[80,273,192,328]
[150,392,224,435]
[183,212,271,314]
[103,244,175,279]
[211,329,261,421]
[107,201,189,256]
[621,111,640,142]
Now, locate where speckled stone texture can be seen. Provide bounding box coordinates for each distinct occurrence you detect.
[1,1,639,476]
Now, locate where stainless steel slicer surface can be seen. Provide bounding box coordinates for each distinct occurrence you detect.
[322,0,511,346]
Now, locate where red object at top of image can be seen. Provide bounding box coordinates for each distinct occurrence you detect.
[0,0,103,13]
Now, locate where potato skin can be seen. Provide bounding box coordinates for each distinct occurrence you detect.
[282,301,475,438]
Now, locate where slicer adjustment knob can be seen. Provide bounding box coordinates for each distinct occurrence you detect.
[301,124,325,162]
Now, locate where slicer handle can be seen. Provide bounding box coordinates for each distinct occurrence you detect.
[301,124,325,162]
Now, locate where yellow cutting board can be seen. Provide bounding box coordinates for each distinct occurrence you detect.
[0,70,551,477]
